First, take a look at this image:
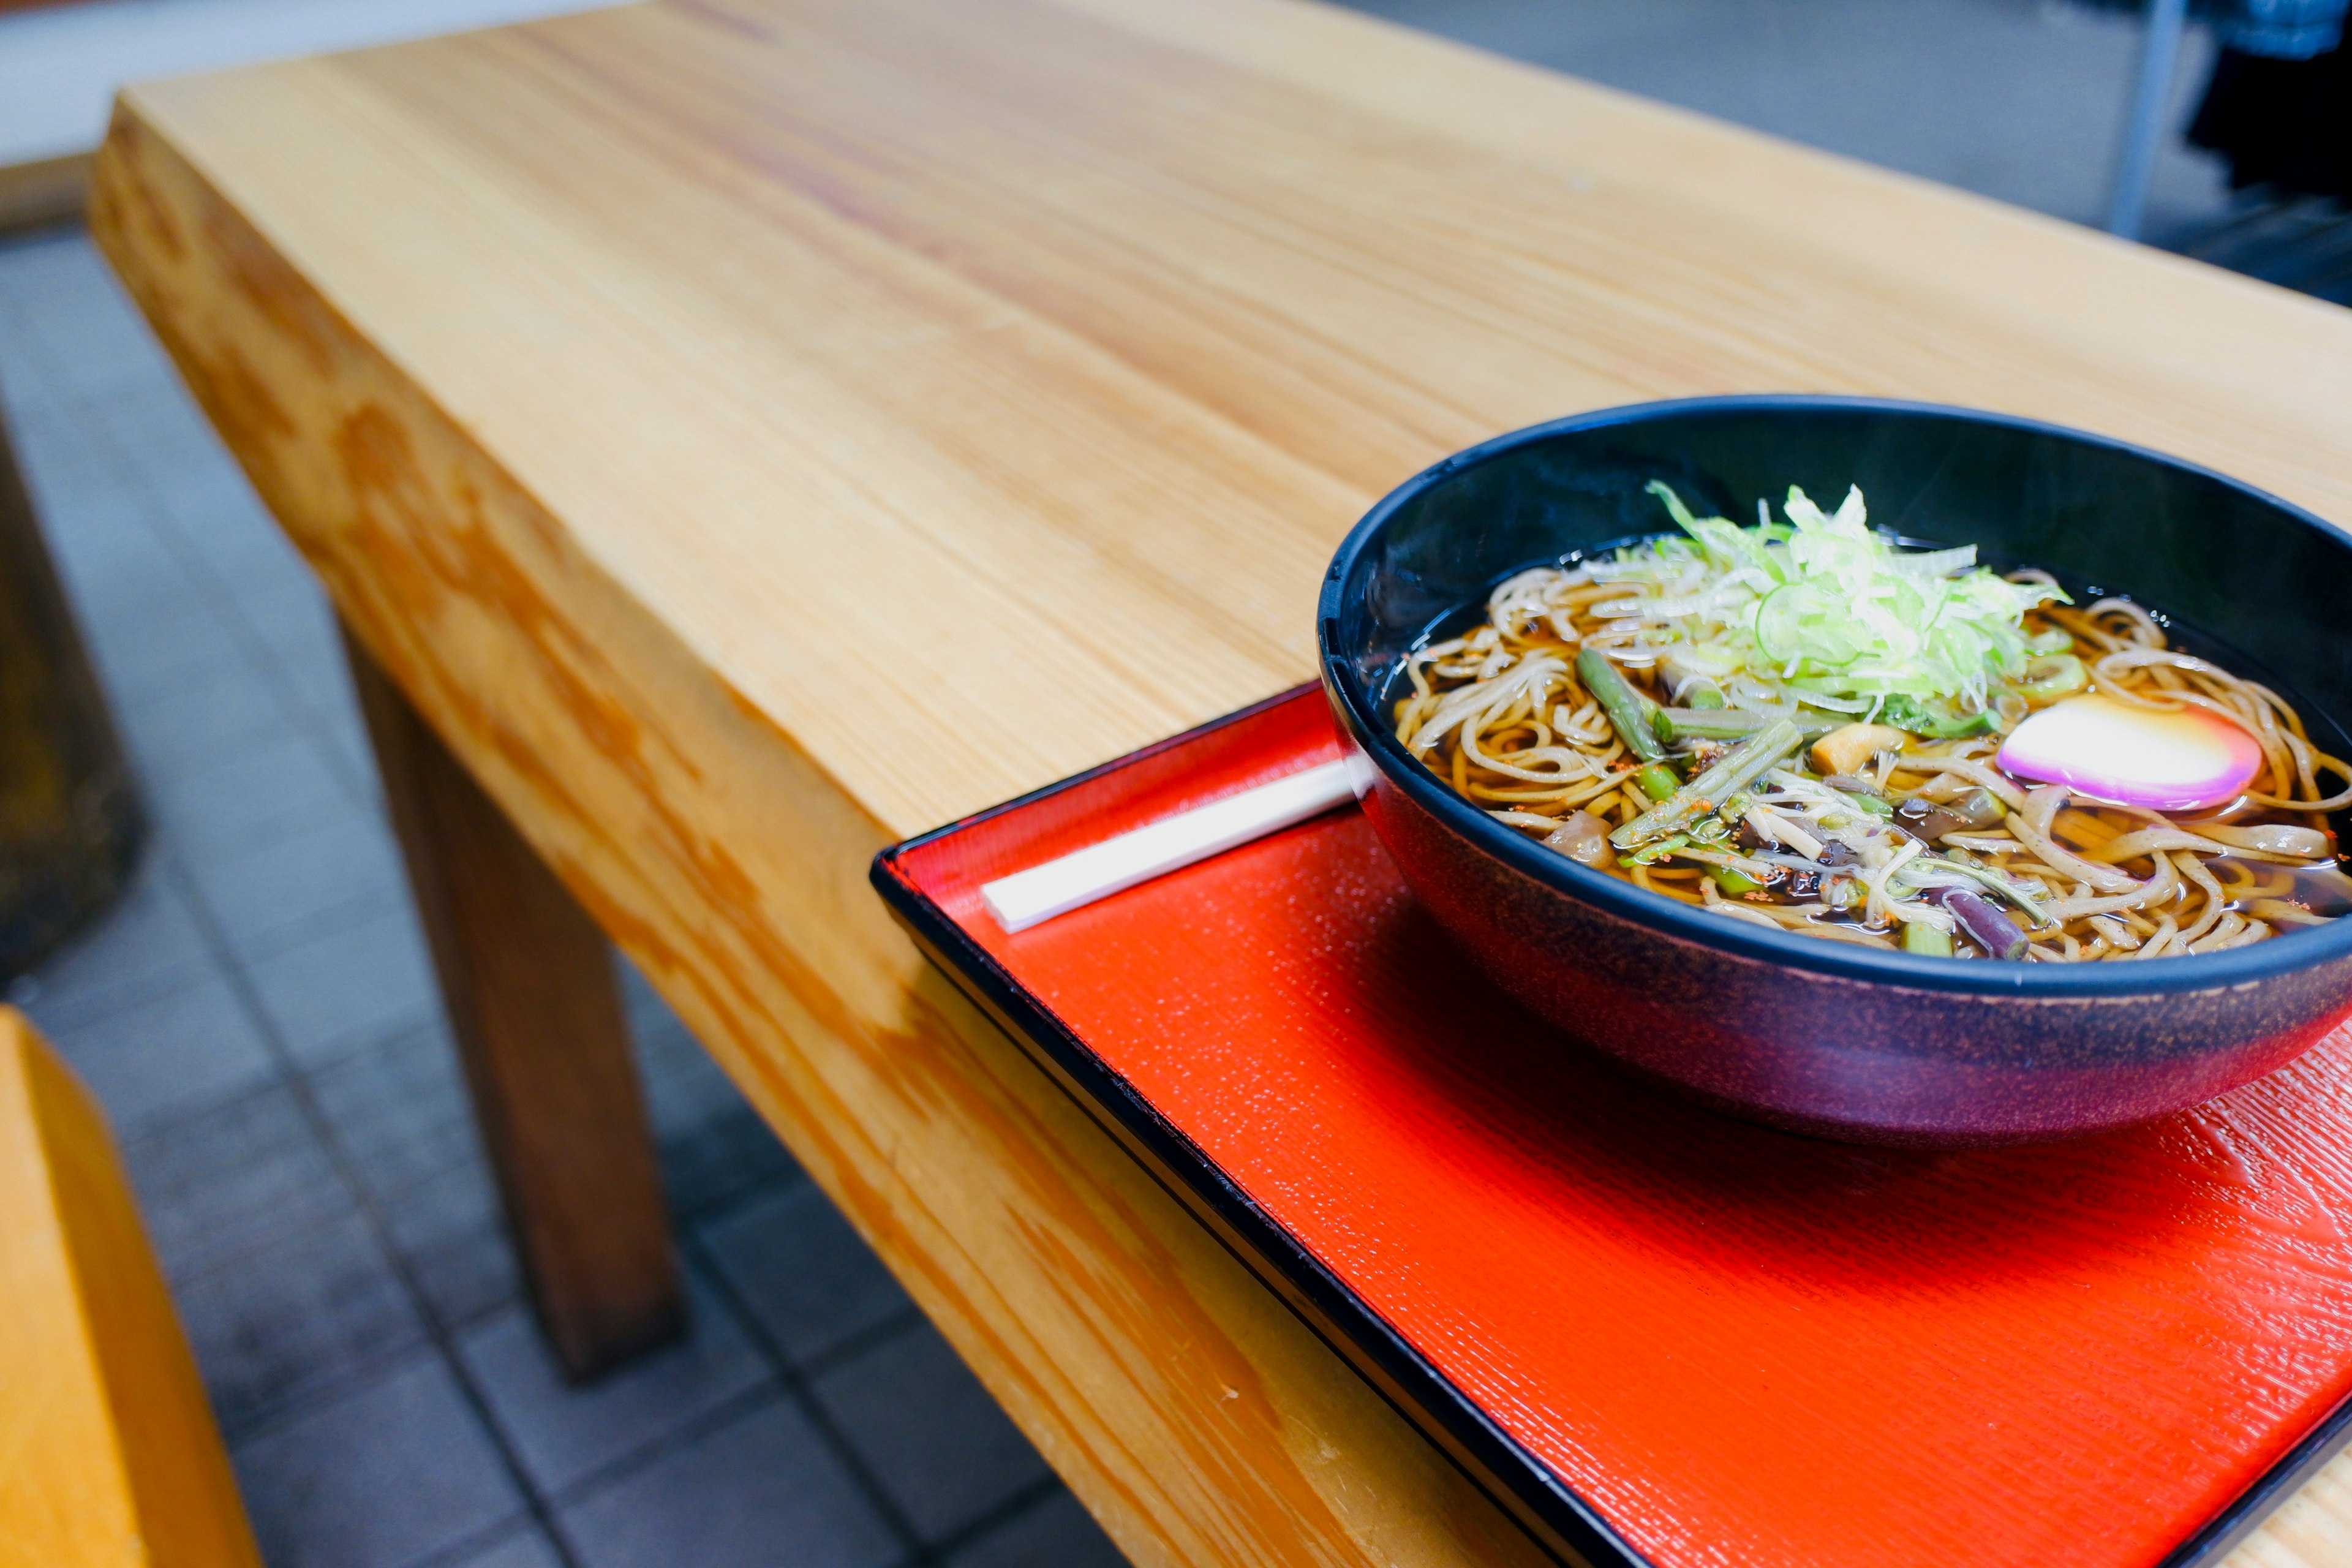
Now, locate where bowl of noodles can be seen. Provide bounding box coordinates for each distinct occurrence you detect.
[1318,396,2352,1145]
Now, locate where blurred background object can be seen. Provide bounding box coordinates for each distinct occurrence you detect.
[1333,0,2347,299]
[0,402,140,984]
[2183,0,2352,294]
[2104,0,2190,238]
[1339,0,2225,239]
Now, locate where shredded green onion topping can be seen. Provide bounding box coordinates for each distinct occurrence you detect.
[1606,483,2069,714]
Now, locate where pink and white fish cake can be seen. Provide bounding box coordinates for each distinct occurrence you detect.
[1996,694,2263,813]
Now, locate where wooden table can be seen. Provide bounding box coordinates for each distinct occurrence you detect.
[86,0,2352,1561]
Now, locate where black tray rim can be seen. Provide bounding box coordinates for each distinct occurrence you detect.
[867,683,2352,1568]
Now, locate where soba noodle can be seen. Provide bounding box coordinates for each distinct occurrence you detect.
[1395,483,2352,960]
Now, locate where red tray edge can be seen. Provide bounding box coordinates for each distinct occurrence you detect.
[866,684,2352,1568]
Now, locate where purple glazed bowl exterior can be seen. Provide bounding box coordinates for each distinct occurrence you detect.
[1348,757,2352,1144]
[1318,397,2352,1145]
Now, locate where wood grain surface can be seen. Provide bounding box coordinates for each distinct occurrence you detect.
[81,0,2352,1561]
[0,1006,263,1568]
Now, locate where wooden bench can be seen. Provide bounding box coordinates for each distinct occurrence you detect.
[0,1005,261,1567]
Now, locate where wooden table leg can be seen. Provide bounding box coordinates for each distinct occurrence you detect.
[341,623,682,1381]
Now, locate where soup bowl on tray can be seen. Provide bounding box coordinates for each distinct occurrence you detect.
[1317,396,2352,1146]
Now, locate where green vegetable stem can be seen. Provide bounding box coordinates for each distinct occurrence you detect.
[1611,718,1804,851]
[1656,708,1840,745]
[1634,764,1682,803]
[1577,647,1679,802]
[1708,864,1766,897]
[1654,706,1768,742]
[1902,923,1955,957]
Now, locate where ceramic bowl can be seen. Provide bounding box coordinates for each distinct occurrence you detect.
[1317,396,2352,1145]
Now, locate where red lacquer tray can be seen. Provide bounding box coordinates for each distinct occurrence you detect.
[870,685,2352,1568]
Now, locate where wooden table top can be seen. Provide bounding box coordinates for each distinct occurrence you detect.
[86,0,2352,1562]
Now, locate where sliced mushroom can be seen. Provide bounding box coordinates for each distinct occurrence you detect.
[1811,723,1906,778]
[1543,810,1616,869]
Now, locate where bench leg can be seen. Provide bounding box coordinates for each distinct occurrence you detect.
[342,622,683,1381]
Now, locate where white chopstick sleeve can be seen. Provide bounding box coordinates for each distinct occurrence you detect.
[979,760,1358,933]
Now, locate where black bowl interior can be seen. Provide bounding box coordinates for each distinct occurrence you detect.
[1321,396,2352,986]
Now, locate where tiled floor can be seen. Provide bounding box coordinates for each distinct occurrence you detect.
[0,228,1123,1568]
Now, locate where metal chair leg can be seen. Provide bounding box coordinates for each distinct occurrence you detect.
[2106,0,2192,239]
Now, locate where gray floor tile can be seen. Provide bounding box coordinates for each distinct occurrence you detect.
[154,728,354,862]
[812,1324,1052,1547]
[247,904,441,1066]
[0,325,52,407]
[662,1101,800,1219]
[186,810,409,963]
[219,546,329,631]
[67,330,177,399]
[303,1023,505,1325]
[176,1208,431,1439]
[39,970,277,1129]
[44,494,209,594]
[48,464,156,550]
[47,533,184,613]
[445,1528,567,1568]
[628,997,798,1213]
[51,530,210,634]
[282,637,363,726]
[635,1001,741,1136]
[12,244,145,341]
[306,1020,478,1196]
[596,965,790,1205]
[7,402,142,518]
[232,1354,527,1568]
[118,1077,353,1281]
[944,1489,1126,1568]
[0,333,67,401]
[149,457,285,556]
[23,335,168,413]
[120,654,304,777]
[699,1181,913,1369]
[616,957,679,1038]
[239,570,342,669]
[379,1155,524,1329]
[84,376,225,463]
[313,682,369,747]
[15,323,159,409]
[460,1272,771,1497]
[320,717,382,807]
[18,850,217,1032]
[81,590,244,709]
[557,1400,899,1568]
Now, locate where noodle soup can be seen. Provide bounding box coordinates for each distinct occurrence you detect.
[1394,482,2352,962]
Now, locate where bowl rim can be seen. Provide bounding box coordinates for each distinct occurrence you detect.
[1317,392,2352,998]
